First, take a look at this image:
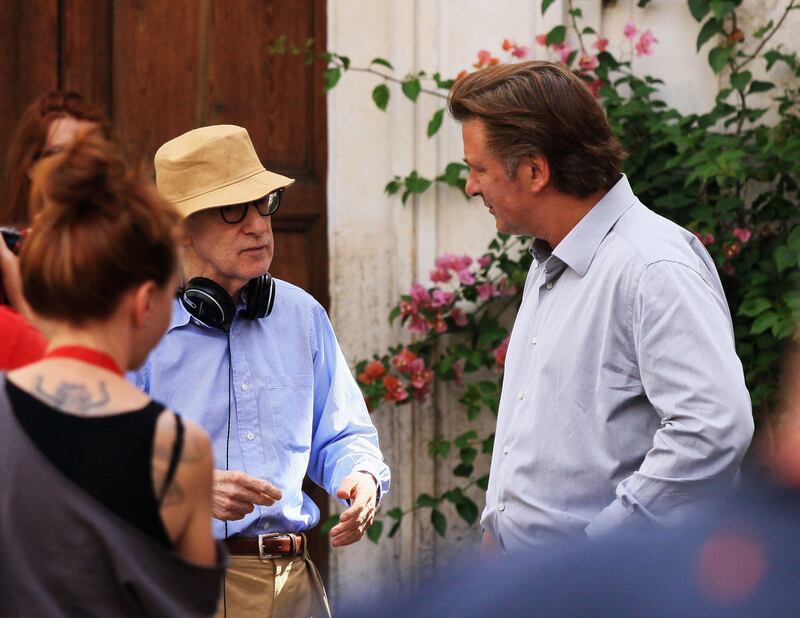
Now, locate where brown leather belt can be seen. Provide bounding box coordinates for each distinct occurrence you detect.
[224,533,305,559]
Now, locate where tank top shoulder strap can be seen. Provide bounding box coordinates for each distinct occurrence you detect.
[157,411,185,506]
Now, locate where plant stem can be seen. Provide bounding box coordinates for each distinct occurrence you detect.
[334,62,449,100]
[566,0,588,54]
[733,0,795,73]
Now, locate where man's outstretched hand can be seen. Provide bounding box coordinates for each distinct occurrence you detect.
[212,470,282,521]
[330,472,378,548]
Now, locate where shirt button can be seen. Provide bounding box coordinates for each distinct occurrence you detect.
[546,281,553,290]
[246,431,255,441]
[242,382,249,391]
[531,337,537,345]
[498,503,505,512]
[502,446,509,455]
[517,393,524,400]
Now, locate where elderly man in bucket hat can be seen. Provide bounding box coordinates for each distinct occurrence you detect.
[132,125,390,617]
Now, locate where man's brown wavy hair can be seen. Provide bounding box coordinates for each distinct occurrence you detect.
[448,61,626,198]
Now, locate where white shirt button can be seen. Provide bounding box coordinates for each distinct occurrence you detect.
[546,281,554,290]
[517,392,524,400]
[246,431,255,440]
[498,503,506,512]
[502,446,509,455]
[531,337,537,345]
[242,382,249,391]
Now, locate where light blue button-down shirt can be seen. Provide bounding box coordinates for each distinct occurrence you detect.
[482,175,753,552]
[131,279,390,539]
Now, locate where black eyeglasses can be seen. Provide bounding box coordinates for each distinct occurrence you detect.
[219,188,284,224]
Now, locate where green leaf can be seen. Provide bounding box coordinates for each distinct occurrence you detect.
[482,434,495,454]
[708,47,732,74]
[384,177,402,195]
[338,55,351,70]
[569,8,583,18]
[401,78,421,102]
[739,297,772,318]
[366,520,383,543]
[456,497,479,525]
[454,430,478,448]
[748,80,774,93]
[433,72,455,90]
[710,0,736,19]
[637,0,653,6]
[753,20,773,38]
[730,71,752,91]
[388,306,401,324]
[476,474,490,490]
[459,447,478,466]
[416,493,439,508]
[545,25,567,46]
[372,84,390,111]
[582,26,596,35]
[320,514,339,535]
[324,67,341,91]
[696,18,723,51]
[405,171,432,194]
[386,507,404,520]
[431,509,447,537]
[775,246,795,272]
[370,57,394,70]
[541,0,557,15]
[427,108,445,138]
[751,312,779,335]
[388,520,402,538]
[453,463,474,477]
[689,0,711,21]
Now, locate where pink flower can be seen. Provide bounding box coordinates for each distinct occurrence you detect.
[476,282,499,301]
[535,34,548,47]
[635,29,658,56]
[457,269,476,285]
[409,283,430,306]
[383,375,409,402]
[450,307,468,327]
[478,254,492,268]
[392,348,417,373]
[511,45,530,59]
[430,268,451,283]
[502,38,513,51]
[455,255,473,270]
[624,20,638,40]
[474,50,500,68]
[399,300,415,317]
[452,362,464,386]
[409,358,435,390]
[552,42,573,65]
[593,37,609,52]
[579,53,599,72]
[587,78,603,98]
[732,227,752,243]
[408,314,431,334]
[433,313,448,334]
[493,336,510,368]
[722,262,736,276]
[431,289,456,308]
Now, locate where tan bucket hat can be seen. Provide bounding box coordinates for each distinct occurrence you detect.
[154,125,295,218]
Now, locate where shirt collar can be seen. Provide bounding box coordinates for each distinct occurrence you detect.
[551,174,637,278]
[168,297,193,333]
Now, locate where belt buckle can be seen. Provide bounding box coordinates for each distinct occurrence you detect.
[258,532,293,560]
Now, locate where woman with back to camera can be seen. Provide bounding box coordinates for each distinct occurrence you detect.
[0,130,224,617]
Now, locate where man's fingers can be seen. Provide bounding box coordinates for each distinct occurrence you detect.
[331,530,363,547]
[336,478,356,501]
[237,473,283,501]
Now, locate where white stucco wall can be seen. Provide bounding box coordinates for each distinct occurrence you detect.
[325,0,798,608]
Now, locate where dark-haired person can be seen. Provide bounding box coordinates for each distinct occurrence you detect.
[133,125,390,617]
[448,61,753,554]
[0,131,224,617]
[1,239,46,370]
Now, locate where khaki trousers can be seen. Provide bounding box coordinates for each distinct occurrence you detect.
[215,554,331,618]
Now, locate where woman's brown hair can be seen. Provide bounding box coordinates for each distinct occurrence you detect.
[448,61,626,198]
[21,130,180,324]
[1,91,111,227]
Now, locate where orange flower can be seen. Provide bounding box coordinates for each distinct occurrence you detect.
[383,375,409,402]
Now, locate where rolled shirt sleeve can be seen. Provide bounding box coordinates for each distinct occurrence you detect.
[585,260,753,538]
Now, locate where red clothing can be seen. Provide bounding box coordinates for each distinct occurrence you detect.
[0,305,46,370]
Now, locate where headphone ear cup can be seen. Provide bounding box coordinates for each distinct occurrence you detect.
[242,273,276,320]
[180,277,236,330]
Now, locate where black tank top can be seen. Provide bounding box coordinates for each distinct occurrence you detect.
[5,380,184,548]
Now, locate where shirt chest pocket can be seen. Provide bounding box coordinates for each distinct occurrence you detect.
[265,375,314,452]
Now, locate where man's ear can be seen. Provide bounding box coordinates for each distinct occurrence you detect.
[131,280,158,328]
[527,154,550,194]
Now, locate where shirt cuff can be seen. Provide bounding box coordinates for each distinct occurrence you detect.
[584,499,630,539]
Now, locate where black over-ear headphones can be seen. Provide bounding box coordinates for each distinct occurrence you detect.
[179,274,276,331]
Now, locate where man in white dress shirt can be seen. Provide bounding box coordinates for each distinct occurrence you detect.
[448,61,753,554]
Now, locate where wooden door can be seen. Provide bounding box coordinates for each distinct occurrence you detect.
[1,0,330,576]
